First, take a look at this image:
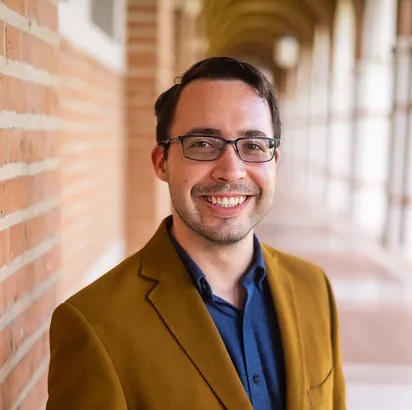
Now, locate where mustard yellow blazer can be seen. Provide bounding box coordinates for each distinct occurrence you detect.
[47,219,346,409]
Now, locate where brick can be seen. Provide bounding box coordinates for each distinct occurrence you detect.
[60,105,96,122]
[9,131,59,163]
[7,131,24,163]
[0,177,30,216]
[28,170,59,205]
[27,0,58,32]
[2,264,28,314]
[4,331,49,409]
[48,88,59,117]
[18,367,48,410]
[0,322,10,367]
[25,83,53,115]
[10,221,26,260]
[5,25,22,61]
[128,21,156,31]
[25,209,58,249]
[2,246,58,315]
[42,170,60,200]
[128,52,157,67]
[0,130,9,165]
[0,228,10,267]
[22,34,57,73]
[39,245,59,283]
[1,77,27,112]
[2,0,26,16]
[47,132,60,158]
[128,4,157,13]
[6,288,56,358]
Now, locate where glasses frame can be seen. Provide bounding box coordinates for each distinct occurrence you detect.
[161,135,281,163]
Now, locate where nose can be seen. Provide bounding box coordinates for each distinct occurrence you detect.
[211,143,247,183]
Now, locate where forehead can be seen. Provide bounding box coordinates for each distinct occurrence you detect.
[171,79,273,135]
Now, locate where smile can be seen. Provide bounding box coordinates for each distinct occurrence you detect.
[205,196,247,207]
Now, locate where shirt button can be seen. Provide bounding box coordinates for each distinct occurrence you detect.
[252,374,260,384]
[200,279,207,294]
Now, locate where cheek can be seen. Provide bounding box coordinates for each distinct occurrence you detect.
[168,165,196,193]
[252,165,276,188]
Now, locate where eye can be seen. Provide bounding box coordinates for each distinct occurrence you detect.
[191,140,213,148]
[185,136,219,149]
[244,142,265,151]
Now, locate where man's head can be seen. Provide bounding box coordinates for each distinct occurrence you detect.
[155,57,281,155]
[152,56,281,245]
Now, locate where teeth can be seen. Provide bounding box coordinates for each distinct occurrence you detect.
[206,196,247,207]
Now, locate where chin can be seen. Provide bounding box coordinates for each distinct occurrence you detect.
[202,232,249,245]
[197,222,253,244]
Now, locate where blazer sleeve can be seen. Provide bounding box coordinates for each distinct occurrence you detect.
[324,274,347,410]
[47,302,127,410]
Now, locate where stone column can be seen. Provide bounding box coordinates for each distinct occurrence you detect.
[174,0,202,77]
[307,26,331,200]
[350,0,396,238]
[385,41,412,260]
[283,46,312,189]
[385,0,412,258]
[327,0,356,214]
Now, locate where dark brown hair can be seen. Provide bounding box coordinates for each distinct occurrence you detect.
[154,56,281,153]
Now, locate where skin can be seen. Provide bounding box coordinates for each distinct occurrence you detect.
[152,79,280,308]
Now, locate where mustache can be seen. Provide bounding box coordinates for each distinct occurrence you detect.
[192,183,260,196]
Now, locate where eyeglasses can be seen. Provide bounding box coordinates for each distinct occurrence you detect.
[161,135,280,163]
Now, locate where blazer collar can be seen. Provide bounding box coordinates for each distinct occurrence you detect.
[140,217,252,409]
[262,244,307,409]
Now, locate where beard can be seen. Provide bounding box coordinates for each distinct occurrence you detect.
[169,182,274,245]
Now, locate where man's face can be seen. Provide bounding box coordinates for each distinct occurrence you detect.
[152,79,279,244]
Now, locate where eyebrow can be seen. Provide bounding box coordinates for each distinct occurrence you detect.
[237,129,268,138]
[184,128,269,137]
[185,127,221,136]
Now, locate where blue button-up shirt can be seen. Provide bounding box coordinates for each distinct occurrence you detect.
[169,232,285,410]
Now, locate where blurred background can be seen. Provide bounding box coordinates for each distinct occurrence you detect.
[0,0,411,408]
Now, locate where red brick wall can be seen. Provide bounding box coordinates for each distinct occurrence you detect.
[0,1,60,408]
[59,40,125,299]
[1,2,125,408]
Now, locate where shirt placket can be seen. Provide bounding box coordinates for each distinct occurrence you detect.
[242,282,271,409]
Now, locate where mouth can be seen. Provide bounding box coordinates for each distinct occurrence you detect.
[203,195,249,208]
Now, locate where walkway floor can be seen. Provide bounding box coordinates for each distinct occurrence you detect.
[256,175,412,410]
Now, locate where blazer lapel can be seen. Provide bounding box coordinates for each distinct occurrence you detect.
[140,219,252,410]
[263,245,307,410]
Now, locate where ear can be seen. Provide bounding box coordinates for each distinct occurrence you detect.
[274,148,280,165]
[151,144,168,182]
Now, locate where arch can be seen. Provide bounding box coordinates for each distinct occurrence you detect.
[210,19,305,53]
[209,1,315,42]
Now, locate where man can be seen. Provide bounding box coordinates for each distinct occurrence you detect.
[47,57,346,409]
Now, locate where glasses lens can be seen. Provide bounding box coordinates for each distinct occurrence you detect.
[182,136,223,160]
[237,138,275,162]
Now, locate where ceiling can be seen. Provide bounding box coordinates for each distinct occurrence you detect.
[202,0,365,69]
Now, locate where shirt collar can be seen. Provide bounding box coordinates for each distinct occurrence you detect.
[167,220,267,298]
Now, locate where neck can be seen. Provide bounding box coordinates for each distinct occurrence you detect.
[171,217,255,307]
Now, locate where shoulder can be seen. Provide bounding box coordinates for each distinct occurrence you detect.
[56,218,178,323]
[262,242,324,275]
[261,242,330,294]
[56,250,150,324]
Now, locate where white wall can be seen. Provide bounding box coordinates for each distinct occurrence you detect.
[58,0,126,73]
